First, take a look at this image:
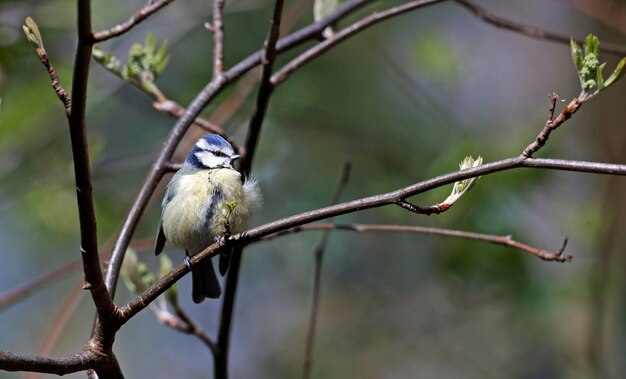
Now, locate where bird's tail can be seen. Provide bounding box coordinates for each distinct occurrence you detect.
[191,256,222,303]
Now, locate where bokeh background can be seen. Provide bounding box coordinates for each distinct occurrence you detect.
[1,0,625,378]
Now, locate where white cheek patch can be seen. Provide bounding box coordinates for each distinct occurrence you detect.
[195,151,228,168]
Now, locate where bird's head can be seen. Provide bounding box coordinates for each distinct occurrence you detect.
[186,134,240,169]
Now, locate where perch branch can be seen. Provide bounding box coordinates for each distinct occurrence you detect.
[118,156,626,323]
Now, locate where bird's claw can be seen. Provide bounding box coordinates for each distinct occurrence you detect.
[184,256,192,269]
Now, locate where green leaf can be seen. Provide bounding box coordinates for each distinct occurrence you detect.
[596,62,605,91]
[145,33,158,55]
[571,39,583,72]
[603,56,626,88]
[584,34,600,57]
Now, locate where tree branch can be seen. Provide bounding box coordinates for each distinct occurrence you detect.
[118,156,626,323]
[455,0,626,56]
[0,351,98,375]
[70,0,117,324]
[93,0,176,42]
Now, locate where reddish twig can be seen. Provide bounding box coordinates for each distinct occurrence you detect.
[521,98,582,158]
[174,307,218,354]
[93,0,176,42]
[31,43,71,114]
[266,223,571,262]
[303,163,351,379]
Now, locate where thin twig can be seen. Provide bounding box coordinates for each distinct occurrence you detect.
[212,0,226,78]
[29,41,71,114]
[118,156,626,323]
[455,0,626,56]
[303,163,351,379]
[215,2,285,378]
[93,0,176,42]
[271,0,445,85]
[174,307,218,354]
[271,223,571,262]
[521,98,582,158]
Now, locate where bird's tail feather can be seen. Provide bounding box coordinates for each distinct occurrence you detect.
[191,257,222,303]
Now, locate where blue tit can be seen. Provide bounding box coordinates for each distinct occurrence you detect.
[155,134,261,303]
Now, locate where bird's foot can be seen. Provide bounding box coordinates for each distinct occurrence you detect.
[184,256,192,269]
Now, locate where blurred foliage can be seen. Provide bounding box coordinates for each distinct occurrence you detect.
[0,1,625,379]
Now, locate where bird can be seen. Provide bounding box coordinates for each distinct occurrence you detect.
[155,134,260,303]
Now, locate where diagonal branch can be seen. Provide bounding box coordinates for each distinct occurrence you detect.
[455,0,626,56]
[93,0,176,42]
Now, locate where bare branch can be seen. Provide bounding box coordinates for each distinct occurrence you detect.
[174,307,218,354]
[521,98,582,158]
[303,163,351,379]
[0,351,98,375]
[455,0,626,56]
[93,0,176,42]
[272,0,445,85]
[267,223,572,262]
[70,0,117,324]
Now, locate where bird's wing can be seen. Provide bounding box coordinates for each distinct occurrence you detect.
[155,176,178,255]
[155,222,167,255]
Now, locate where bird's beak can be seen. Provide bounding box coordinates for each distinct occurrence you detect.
[231,154,241,161]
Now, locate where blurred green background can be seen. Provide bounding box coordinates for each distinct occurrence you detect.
[1,0,625,378]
